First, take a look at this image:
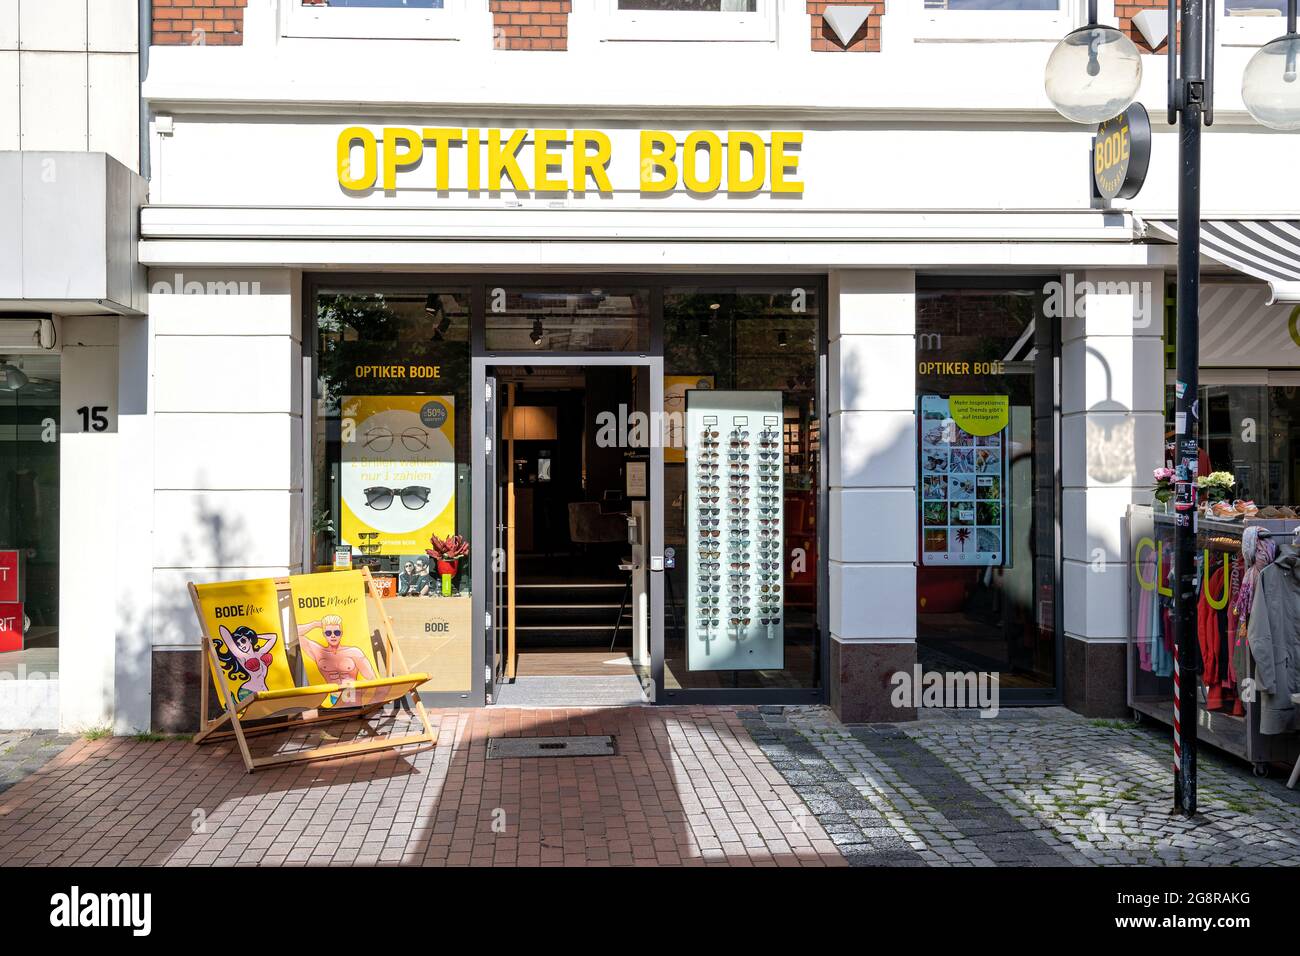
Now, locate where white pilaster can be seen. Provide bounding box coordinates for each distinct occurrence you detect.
[828,269,917,643]
[1060,268,1166,646]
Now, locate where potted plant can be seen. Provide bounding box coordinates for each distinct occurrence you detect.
[1152,467,1175,512]
[1196,471,1236,504]
[426,533,469,597]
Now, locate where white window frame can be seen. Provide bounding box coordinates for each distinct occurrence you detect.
[596,0,777,43]
[281,0,468,40]
[1219,0,1289,47]
[912,0,1084,43]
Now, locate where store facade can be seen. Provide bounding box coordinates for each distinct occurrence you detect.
[16,0,1294,733]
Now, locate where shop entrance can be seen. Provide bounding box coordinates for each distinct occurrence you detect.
[484,362,659,706]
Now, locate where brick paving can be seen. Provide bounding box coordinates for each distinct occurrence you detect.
[4,704,1300,867]
[0,707,845,867]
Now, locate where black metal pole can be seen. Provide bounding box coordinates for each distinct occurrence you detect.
[1172,0,1206,818]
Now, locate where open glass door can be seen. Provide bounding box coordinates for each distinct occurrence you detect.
[485,374,507,702]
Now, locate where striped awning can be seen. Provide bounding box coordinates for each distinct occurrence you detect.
[1146,219,1300,304]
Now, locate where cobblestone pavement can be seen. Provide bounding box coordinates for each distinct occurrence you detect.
[0,708,845,867]
[0,731,77,795]
[748,705,1300,867]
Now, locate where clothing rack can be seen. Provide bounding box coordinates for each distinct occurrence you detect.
[1127,506,1300,778]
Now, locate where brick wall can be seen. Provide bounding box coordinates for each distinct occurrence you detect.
[1117,0,1173,55]
[808,1,884,52]
[153,0,248,46]
[490,0,571,51]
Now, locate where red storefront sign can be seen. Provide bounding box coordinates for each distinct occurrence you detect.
[0,603,21,652]
[0,551,18,603]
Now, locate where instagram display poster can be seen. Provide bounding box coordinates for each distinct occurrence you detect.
[194,578,293,703]
[288,571,379,700]
[919,395,1007,567]
[341,395,455,557]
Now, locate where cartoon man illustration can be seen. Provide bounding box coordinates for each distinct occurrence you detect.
[296,614,377,684]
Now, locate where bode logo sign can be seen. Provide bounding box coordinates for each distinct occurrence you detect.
[336,126,805,195]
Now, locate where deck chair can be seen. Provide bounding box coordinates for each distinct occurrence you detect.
[190,567,435,773]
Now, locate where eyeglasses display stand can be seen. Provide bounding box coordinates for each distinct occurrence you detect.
[686,390,784,672]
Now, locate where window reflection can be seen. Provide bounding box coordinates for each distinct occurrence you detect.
[663,285,821,690]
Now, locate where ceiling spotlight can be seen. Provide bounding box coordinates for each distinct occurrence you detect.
[708,302,721,311]
[777,330,789,348]
[0,358,28,392]
[530,317,545,346]
[424,293,441,315]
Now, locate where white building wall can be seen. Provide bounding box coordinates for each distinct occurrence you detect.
[147,270,303,687]
[1,0,140,171]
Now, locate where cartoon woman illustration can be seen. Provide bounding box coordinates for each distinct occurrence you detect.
[213,625,280,702]
[297,614,377,684]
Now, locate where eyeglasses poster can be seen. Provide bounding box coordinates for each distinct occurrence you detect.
[919,394,1007,567]
[341,395,456,557]
[685,389,784,672]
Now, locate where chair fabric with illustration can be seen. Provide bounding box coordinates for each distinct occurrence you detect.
[190,567,435,773]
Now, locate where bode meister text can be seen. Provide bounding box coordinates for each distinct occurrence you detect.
[337,127,805,195]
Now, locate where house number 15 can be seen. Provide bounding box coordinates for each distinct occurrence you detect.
[76,405,109,432]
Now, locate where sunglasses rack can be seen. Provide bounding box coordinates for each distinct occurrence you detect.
[686,390,784,672]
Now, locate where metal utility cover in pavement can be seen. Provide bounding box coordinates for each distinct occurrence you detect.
[487,736,616,759]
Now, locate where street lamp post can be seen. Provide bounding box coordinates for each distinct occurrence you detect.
[1168,0,1213,820]
[1045,0,1300,817]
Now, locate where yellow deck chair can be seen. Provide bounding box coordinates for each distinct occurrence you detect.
[190,567,435,772]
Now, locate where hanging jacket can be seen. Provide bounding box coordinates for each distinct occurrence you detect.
[1245,544,1300,735]
[1198,563,1226,710]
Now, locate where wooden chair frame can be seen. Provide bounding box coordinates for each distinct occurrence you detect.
[191,567,436,773]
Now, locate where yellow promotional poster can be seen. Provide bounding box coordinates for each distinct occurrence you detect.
[194,578,294,703]
[341,395,455,557]
[664,375,714,463]
[949,395,1010,437]
[289,571,379,704]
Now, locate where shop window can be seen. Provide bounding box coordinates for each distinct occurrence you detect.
[283,0,463,40]
[599,0,775,41]
[0,354,58,679]
[311,287,475,697]
[484,286,650,353]
[663,284,822,691]
[915,0,1079,41]
[915,284,1058,694]
[1163,375,1300,506]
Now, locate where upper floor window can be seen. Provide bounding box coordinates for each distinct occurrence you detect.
[915,0,1079,41]
[600,0,774,41]
[922,0,1058,8]
[284,0,461,39]
[1224,0,1287,14]
[617,0,757,9]
[1222,0,1289,44]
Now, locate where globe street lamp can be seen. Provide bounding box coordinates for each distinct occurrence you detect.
[1241,0,1300,130]
[1044,4,1144,123]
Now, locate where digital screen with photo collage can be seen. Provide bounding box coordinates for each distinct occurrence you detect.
[919,395,1006,567]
